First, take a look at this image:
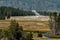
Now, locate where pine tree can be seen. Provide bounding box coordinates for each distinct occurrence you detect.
[8,20,23,40]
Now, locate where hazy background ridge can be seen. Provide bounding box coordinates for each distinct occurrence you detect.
[0,0,60,11]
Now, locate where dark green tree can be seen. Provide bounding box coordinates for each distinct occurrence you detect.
[8,20,23,40]
[49,12,60,35]
[0,29,3,40]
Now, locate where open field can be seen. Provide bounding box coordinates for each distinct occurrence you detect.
[0,20,51,32]
[0,17,60,40]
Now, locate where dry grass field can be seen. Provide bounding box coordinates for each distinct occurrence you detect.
[0,20,51,32]
[0,16,58,40]
[0,20,59,40]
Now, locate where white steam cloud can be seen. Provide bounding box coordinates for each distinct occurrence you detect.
[32,10,40,16]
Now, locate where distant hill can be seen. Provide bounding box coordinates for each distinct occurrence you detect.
[0,0,60,11]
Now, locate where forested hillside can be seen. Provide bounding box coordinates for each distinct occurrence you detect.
[0,0,60,11]
[0,6,35,16]
[0,6,35,20]
[0,6,58,20]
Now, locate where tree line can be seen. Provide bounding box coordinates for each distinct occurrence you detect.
[0,6,59,20]
[0,6,35,20]
[49,12,60,35]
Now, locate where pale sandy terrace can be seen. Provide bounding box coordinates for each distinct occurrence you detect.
[5,16,49,21]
